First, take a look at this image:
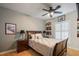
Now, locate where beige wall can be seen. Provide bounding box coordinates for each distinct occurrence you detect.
[0,7,44,52]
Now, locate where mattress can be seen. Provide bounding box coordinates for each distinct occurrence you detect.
[29,38,65,56]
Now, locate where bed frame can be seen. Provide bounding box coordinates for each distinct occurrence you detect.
[26,31,68,56]
[53,38,68,56]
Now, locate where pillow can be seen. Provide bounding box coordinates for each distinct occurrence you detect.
[28,33,35,39]
[35,33,43,39]
[31,34,35,39]
[30,34,35,39]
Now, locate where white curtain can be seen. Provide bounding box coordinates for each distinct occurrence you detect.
[55,21,69,40]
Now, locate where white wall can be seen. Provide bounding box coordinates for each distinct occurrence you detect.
[45,10,79,50]
[66,10,79,50]
[0,6,78,52]
[0,7,44,52]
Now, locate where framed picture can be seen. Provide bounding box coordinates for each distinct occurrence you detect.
[58,15,65,22]
[5,23,16,35]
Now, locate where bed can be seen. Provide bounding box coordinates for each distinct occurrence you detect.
[26,31,68,56]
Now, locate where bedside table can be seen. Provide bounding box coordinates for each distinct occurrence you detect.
[17,40,29,53]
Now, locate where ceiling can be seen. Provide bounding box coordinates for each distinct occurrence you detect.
[0,3,77,20]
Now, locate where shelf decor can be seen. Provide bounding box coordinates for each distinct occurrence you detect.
[76,4,79,37]
[77,22,79,37]
[44,21,52,38]
[5,23,16,35]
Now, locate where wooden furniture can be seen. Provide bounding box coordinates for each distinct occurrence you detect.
[27,31,42,39]
[17,40,28,53]
[53,39,68,56]
[26,31,68,56]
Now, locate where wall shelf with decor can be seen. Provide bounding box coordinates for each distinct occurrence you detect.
[44,22,52,38]
[77,20,79,37]
[76,4,79,37]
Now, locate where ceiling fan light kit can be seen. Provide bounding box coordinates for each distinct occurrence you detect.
[42,5,62,18]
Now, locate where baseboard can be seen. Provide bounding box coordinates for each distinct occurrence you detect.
[68,47,79,51]
[0,49,16,55]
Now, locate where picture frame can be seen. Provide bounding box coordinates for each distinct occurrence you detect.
[5,23,16,35]
[58,15,65,22]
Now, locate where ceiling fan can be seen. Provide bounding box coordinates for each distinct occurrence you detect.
[42,5,62,17]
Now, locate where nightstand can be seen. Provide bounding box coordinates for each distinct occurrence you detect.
[17,40,29,53]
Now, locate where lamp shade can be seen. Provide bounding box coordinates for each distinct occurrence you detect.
[20,30,25,34]
[43,31,46,33]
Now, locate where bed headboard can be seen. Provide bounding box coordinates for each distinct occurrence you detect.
[26,31,42,39]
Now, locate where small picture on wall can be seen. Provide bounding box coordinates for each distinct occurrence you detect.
[58,15,65,22]
[5,23,16,35]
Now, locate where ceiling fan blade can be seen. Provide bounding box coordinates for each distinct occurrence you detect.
[54,11,62,14]
[54,5,61,10]
[42,9,49,11]
[42,13,48,16]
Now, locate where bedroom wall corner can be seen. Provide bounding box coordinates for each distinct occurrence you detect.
[0,7,45,52]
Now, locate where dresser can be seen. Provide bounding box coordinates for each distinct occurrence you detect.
[17,40,29,53]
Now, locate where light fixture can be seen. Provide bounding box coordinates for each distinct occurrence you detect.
[48,12,54,17]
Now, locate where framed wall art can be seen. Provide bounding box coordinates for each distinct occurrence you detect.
[58,15,65,22]
[5,23,16,35]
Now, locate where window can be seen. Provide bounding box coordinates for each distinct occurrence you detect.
[55,21,69,40]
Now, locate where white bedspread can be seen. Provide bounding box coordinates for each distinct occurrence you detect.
[29,38,65,56]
